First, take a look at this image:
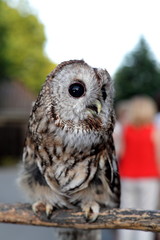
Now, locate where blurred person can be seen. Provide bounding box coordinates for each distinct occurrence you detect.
[114,100,130,158]
[154,93,160,240]
[154,92,160,128]
[118,96,160,240]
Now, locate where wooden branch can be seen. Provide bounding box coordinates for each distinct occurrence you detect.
[0,203,160,232]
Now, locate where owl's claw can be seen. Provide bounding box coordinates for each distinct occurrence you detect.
[82,202,100,222]
[46,203,54,218]
[32,201,43,214]
[32,201,54,218]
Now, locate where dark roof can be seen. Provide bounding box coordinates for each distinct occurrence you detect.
[0,81,36,122]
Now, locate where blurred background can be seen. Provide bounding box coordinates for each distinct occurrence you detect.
[0,0,160,239]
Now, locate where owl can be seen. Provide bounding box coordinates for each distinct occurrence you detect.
[18,60,120,222]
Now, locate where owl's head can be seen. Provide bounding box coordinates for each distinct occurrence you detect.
[44,60,115,132]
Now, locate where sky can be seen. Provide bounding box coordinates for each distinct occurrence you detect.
[16,0,160,75]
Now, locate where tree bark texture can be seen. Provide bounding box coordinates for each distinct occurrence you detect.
[0,203,159,232]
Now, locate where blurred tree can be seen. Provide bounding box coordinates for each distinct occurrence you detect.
[114,37,160,102]
[0,0,56,93]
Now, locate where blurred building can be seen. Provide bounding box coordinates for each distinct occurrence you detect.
[0,81,35,160]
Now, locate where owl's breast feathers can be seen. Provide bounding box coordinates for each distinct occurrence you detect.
[23,118,120,208]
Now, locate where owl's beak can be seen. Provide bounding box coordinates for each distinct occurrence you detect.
[87,99,102,115]
[95,99,102,114]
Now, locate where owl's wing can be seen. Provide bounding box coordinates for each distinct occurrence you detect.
[105,134,121,207]
[20,133,48,190]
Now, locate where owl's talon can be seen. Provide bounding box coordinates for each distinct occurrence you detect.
[32,201,45,214]
[82,202,100,223]
[84,206,91,221]
[85,210,99,223]
[32,201,54,218]
[46,203,54,218]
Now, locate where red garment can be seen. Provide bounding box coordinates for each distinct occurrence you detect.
[119,124,159,178]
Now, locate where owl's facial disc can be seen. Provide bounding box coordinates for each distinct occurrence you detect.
[68,81,86,98]
[68,80,102,116]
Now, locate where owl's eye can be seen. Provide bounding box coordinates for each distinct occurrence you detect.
[101,86,107,101]
[69,82,86,98]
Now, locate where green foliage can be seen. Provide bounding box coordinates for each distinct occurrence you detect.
[114,37,160,102]
[0,0,56,93]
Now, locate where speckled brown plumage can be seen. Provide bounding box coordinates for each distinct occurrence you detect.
[18,60,120,222]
